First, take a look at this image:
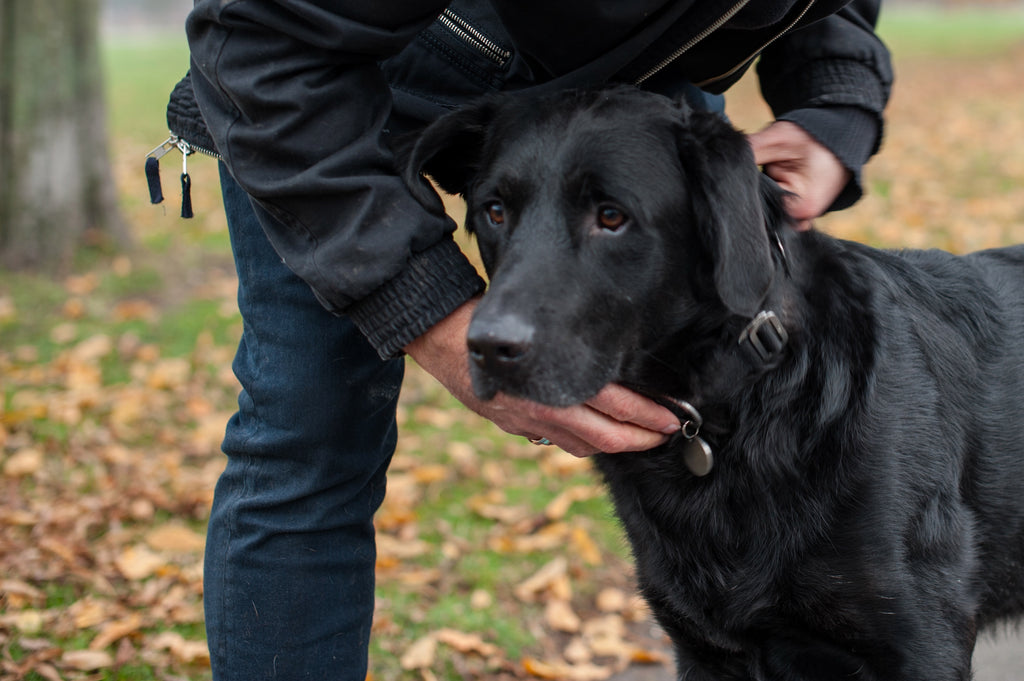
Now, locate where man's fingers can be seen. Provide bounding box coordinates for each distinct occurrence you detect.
[748,120,851,228]
[509,391,677,457]
[747,121,800,166]
[586,384,680,435]
[539,409,672,457]
[528,387,678,456]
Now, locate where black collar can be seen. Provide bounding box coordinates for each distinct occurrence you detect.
[650,226,793,477]
[656,305,789,477]
[737,225,791,366]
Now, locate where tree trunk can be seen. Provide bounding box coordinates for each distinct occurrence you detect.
[0,0,128,273]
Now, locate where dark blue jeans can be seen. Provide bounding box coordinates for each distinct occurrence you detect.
[205,164,405,680]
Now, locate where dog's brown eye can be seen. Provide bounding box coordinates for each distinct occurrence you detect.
[485,202,505,226]
[597,206,627,232]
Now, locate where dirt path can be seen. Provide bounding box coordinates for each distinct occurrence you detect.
[609,631,1024,680]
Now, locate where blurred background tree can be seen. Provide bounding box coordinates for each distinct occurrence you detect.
[0,0,128,272]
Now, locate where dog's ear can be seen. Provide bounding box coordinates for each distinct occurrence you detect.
[400,98,499,207]
[678,109,774,317]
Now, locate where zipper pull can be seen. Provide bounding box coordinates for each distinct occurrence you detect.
[177,139,194,219]
[144,135,177,205]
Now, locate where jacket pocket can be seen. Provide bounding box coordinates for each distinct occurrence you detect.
[382,1,515,122]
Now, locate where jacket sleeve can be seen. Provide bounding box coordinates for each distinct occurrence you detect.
[755,0,894,210]
[186,1,485,359]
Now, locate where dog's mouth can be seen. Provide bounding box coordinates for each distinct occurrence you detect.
[468,357,614,407]
[466,311,620,407]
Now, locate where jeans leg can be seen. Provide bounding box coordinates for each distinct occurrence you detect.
[205,164,404,680]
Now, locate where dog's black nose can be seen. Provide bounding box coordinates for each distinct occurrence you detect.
[467,314,534,370]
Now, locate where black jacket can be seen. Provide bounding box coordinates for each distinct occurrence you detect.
[182,0,892,358]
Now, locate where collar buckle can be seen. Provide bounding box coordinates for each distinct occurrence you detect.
[738,310,788,365]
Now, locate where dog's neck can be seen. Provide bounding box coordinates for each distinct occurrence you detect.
[645,217,796,378]
[645,272,799,475]
[627,220,802,465]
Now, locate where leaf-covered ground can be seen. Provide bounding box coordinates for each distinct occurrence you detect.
[2,14,1024,681]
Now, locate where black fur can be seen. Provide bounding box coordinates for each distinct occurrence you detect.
[404,86,1024,680]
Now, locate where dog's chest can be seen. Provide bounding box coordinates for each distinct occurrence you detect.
[598,454,784,576]
[594,449,849,627]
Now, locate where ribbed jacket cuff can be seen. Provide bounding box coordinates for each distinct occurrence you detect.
[764,59,888,136]
[347,238,486,359]
[778,106,880,212]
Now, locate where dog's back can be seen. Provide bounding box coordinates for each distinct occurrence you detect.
[827,241,1024,626]
[910,245,1024,626]
[594,234,1024,679]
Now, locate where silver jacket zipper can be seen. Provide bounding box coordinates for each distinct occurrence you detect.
[437,8,511,67]
[634,0,753,85]
[694,0,817,88]
[634,0,816,88]
[147,133,222,163]
[145,133,221,218]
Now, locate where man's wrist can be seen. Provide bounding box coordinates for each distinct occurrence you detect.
[347,239,486,360]
[776,106,880,212]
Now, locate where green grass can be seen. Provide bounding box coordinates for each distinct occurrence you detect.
[103,36,190,145]
[878,5,1024,56]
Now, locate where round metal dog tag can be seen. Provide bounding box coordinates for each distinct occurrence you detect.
[683,436,714,477]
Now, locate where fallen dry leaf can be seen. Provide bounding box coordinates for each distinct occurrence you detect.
[11,609,45,635]
[435,628,501,658]
[629,647,670,665]
[412,405,459,429]
[582,615,630,660]
[564,637,593,664]
[149,631,211,665]
[470,588,493,610]
[595,587,628,613]
[3,446,44,477]
[468,491,531,524]
[570,525,604,566]
[1,579,45,605]
[0,294,15,322]
[400,634,438,670]
[545,599,582,633]
[89,613,144,650]
[145,523,206,553]
[145,357,192,390]
[70,597,109,629]
[522,657,614,681]
[70,334,113,362]
[544,485,601,521]
[64,273,99,296]
[490,521,569,554]
[61,649,114,671]
[115,544,166,580]
[376,533,431,561]
[411,463,449,484]
[31,663,63,681]
[522,656,564,679]
[50,322,77,345]
[514,556,568,602]
[112,298,158,322]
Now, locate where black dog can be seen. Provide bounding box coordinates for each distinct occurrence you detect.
[402,86,1024,680]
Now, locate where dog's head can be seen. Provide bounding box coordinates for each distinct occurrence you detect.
[404,86,779,406]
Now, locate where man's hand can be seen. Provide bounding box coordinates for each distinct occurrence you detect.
[405,299,680,457]
[747,120,851,230]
